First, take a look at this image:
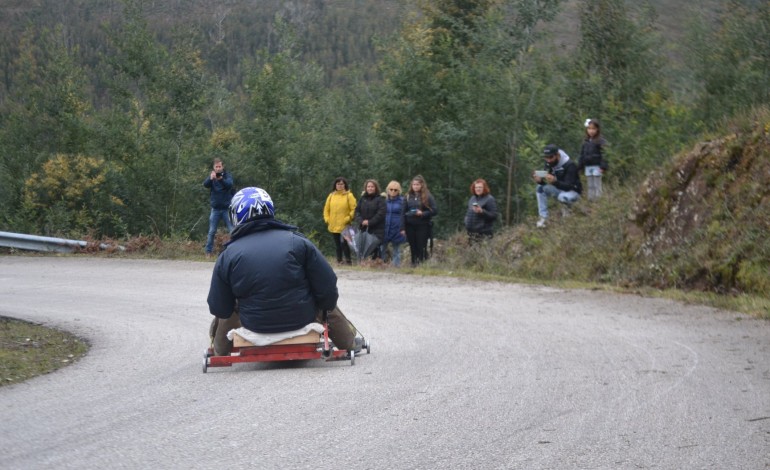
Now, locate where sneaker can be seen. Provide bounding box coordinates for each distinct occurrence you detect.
[536,218,547,228]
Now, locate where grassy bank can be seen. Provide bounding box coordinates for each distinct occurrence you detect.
[0,317,88,387]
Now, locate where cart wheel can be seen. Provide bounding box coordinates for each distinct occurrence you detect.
[350,350,355,366]
[202,349,209,373]
[365,340,371,354]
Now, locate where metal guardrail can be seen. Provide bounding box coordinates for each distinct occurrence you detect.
[0,231,124,253]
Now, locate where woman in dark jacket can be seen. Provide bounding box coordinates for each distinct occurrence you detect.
[402,175,438,266]
[464,178,498,243]
[354,179,387,259]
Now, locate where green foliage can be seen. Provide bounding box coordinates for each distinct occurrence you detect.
[0,0,768,313]
[96,1,215,237]
[375,0,568,234]
[575,0,661,104]
[0,25,94,230]
[22,153,126,237]
[686,1,770,125]
[430,108,770,311]
[236,29,327,239]
[562,0,699,180]
[231,19,386,254]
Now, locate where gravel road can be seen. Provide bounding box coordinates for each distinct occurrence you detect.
[1,257,768,469]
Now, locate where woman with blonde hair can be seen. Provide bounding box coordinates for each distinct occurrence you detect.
[323,176,356,265]
[381,180,406,266]
[402,175,438,266]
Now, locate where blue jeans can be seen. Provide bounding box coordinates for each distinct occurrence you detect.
[584,166,603,200]
[205,208,233,254]
[536,184,580,219]
[380,241,402,267]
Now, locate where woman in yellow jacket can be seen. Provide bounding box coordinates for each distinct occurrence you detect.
[324,176,357,265]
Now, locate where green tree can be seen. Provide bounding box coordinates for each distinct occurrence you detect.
[96,0,215,237]
[375,1,494,233]
[22,154,126,237]
[235,18,347,245]
[574,0,660,105]
[375,0,564,230]
[0,25,93,233]
[566,0,691,179]
[467,0,564,225]
[687,1,770,125]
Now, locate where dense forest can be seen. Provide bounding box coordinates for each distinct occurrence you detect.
[0,0,768,257]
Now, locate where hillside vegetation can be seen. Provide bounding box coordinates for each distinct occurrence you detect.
[0,0,769,316]
[433,109,770,318]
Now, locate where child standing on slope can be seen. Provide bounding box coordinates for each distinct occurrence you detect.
[577,119,608,200]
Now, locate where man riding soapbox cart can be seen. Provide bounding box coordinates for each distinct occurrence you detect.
[203,311,370,373]
[202,186,370,373]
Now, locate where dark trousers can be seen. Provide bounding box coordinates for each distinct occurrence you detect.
[405,223,430,265]
[209,305,357,356]
[332,233,351,264]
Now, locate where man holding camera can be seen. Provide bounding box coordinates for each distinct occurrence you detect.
[203,157,235,257]
[532,144,582,228]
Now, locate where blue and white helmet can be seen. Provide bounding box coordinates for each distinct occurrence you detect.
[229,187,275,227]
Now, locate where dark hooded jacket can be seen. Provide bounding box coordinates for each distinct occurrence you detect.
[207,217,338,333]
[578,136,608,171]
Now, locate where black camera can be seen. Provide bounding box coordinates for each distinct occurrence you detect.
[215,172,223,178]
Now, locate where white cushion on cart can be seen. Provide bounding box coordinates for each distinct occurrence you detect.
[227,323,324,347]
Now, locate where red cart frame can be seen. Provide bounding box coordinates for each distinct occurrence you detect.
[202,321,369,372]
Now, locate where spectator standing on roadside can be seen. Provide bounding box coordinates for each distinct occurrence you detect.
[577,118,608,200]
[464,178,499,243]
[203,158,234,258]
[381,181,406,267]
[402,175,438,266]
[354,179,387,260]
[323,177,356,265]
[532,144,582,228]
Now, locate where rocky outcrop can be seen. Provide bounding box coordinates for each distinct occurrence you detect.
[625,120,770,293]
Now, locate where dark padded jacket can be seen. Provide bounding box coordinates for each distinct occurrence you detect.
[207,218,338,333]
[464,194,499,235]
[578,137,608,171]
[383,196,406,244]
[355,193,387,240]
[203,170,234,210]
